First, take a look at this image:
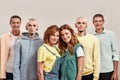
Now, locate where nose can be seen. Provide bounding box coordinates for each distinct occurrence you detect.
[14,23,19,27]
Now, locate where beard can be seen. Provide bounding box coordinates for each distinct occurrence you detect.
[79,30,84,33]
[29,33,35,36]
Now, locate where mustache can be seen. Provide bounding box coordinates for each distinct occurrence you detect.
[79,31,84,33]
[96,24,101,26]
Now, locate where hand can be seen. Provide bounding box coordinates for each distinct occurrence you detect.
[0,78,5,80]
[111,72,118,80]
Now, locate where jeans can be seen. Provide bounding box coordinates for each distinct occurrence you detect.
[99,71,113,80]
[82,73,93,80]
[6,72,13,80]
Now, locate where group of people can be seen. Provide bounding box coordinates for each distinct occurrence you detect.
[0,13,119,80]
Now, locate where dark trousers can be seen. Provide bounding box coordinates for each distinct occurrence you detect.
[82,73,93,80]
[6,72,13,80]
[99,71,113,80]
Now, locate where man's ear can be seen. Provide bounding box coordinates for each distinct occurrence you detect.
[86,23,88,28]
[75,23,77,28]
[26,25,28,30]
[36,26,39,31]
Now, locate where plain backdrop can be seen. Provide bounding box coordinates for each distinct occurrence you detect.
[0,0,120,79]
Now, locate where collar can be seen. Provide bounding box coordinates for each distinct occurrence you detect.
[94,28,107,35]
[9,31,21,38]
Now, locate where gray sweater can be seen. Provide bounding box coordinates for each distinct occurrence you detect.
[13,32,43,80]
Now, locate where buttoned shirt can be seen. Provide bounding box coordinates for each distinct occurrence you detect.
[94,29,119,73]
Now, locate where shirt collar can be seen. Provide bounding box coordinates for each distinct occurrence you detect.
[9,31,21,38]
[94,28,107,35]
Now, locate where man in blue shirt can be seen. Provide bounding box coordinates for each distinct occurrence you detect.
[93,14,119,80]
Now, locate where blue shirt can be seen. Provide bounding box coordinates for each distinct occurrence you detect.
[94,29,119,73]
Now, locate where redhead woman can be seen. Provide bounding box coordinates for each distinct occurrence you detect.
[37,25,61,80]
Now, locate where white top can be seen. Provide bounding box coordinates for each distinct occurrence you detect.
[76,46,84,57]
[6,34,19,73]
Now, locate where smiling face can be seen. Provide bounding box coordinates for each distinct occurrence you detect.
[10,18,21,31]
[93,16,104,30]
[44,25,59,46]
[60,29,72,43]
[49,31,59,45]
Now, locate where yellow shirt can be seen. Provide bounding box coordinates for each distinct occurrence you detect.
[37,44,61,72]
[77,33,100,80]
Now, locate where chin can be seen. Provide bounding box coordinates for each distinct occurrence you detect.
[52,42,57,45]
[65,40,70,43]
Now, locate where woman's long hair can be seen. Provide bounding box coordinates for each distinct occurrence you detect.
[58,24,79,55]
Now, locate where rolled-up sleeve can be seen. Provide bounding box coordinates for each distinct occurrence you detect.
[111,32,119,61]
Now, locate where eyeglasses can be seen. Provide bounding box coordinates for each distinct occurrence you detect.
[77,22,86,25]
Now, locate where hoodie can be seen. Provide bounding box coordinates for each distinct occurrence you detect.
[13,32,43,80]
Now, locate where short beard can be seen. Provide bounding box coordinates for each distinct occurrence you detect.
[30,33,34,36]
[79,30,84,33]
[78,30,86,36]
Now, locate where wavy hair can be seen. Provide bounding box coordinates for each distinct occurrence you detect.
[44,25,59,46]
[58,24,79,55]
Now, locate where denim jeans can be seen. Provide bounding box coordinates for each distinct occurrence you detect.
[44,56,61,80]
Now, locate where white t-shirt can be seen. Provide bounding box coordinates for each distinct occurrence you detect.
[76,46,84,57]
[6,35,19,73]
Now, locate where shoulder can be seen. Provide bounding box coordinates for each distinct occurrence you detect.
[87,33,99,41]
[0,33,10,38]
[74,43,83,50]
[38,44,48,51]
[38,37,43,43]
[105,30,114,34]
[16,39,23,46]
[105,30,116,38]
[87,33,97,38]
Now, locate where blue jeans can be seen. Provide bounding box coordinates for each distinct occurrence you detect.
[6,72,13,80]
[44,73,59,80]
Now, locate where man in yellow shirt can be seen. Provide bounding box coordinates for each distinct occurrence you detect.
[75,17,100,80]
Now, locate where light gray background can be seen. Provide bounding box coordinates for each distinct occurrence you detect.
[0,0,120,79]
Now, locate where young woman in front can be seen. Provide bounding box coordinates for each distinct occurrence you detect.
[59,24,84,80]
[37,25,61,80]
